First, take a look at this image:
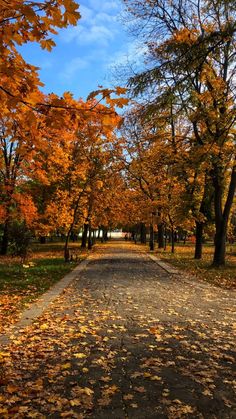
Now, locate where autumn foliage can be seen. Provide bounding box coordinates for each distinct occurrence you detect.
[0,0,236,268]
[0,0,128,259]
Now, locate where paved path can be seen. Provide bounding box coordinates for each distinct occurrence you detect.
[0,242,235,418]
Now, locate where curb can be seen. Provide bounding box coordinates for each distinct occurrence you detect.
[0,257,91,346]
[147,253,180,274]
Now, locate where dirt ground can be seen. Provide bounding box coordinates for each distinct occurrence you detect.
[0,241,235,418]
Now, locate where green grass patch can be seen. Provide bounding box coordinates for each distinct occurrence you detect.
[155,243,236,289]
[0,257,78,334]
[0,242,89,334]
[0,257,78,296]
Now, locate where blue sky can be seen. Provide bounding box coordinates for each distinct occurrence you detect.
[20,0,142,101]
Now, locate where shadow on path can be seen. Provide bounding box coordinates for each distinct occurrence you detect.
[0,241,235,418]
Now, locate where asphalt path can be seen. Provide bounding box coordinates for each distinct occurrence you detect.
[0,241,235,418]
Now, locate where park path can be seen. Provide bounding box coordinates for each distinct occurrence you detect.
[0,241,235,418]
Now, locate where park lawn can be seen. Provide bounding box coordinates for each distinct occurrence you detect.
[156,243,236,290]
[0,242,88,335]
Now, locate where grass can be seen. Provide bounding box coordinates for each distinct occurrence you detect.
[153,242,236,290]
[0,241,88,334]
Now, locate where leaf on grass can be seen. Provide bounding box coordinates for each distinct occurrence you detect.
[103,385,119,396]
[98,396,111,406]
[99,376,111,383]
[130,372,142,379]
[202,389,213,396]
[150,375,162,381]
[123,394,134,400]
[134,386,146,393]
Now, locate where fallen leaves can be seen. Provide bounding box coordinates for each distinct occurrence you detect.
[123,393,134,400]
[73,353,86,359]
[0,245,235,418]
[134,386,146,393]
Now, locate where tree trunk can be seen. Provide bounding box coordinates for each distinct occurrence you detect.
[213,221,227,266]
[211,162,236,266]
[157,223,164,248]
[39,236,46,244]
[64,226,73,262]
[171,226,175,253]
[193,173,214,260]
[88,225,92,250]
[194,221,203,259]
[103,228,108,242]
[92,230,96,245]
[81,223,88,248]
[164,225,167,250]
[149,224,154,251]
[140,223,146,244]
[0,219,9,255]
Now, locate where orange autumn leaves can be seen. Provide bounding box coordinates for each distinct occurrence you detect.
[0,0,129,254]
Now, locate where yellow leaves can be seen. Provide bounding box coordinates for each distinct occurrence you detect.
[61,362,71,370]
[130,403,138,408]
[150,375,162,381]
[81,387,94,396]
[162,388,170,397]
[102,384,119,396]
[0,351,11,362]
[40,323,49,331]
[179,404,195,414]
[202,389,213,397]
[70,399,81,407]
[74,353,86,359]
[98,384,119,407]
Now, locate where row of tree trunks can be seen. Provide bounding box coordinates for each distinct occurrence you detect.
[0,218,9,255]
[140,223,146,244]
[212,163,236,266]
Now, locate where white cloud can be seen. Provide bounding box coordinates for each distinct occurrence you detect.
[62,24,115,46]
[106,41,147,69]
[60,1,120,47]
[60,57,90,79]
[94,12,117,24]
[79,4,94,20]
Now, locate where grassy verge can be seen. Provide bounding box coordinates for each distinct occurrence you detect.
[153,243,236,290]
[0,242,88,334]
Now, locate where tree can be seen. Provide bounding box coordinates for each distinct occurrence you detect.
[0,0,80,109]
[123,0,236,266]
[0,101,41,254]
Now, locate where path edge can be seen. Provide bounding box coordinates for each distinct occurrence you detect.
[146,252,180,274]
[0,257,91,346]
